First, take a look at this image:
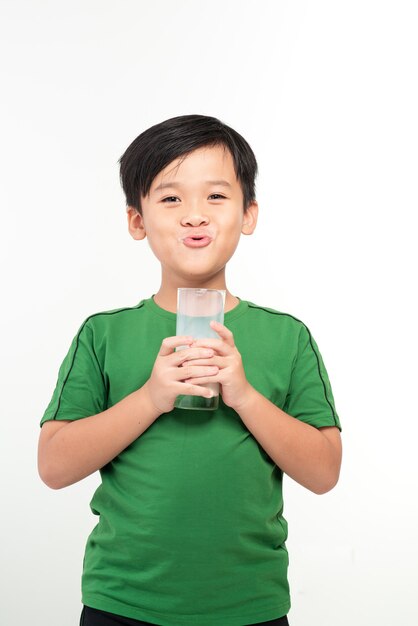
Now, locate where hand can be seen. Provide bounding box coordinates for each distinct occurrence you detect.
[182,321,253,411]
[144,335,219,414]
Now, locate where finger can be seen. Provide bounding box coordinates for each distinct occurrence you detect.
[190,338,230,356]
[184,375,220,386]
[209,321,235,347]
[177,381,216,398]
[171,347,215,366]
[175,364,219,381]
[181,356,221,367]
[159,336,194,357]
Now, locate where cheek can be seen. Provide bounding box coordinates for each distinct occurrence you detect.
[144,228,170,258]
[223,220,244,242]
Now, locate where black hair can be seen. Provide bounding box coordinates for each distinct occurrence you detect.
[118,114,258,215]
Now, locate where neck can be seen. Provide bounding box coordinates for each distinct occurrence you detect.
[153,282,239,314]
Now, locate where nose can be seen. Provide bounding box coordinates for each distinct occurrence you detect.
[180,213,210,227]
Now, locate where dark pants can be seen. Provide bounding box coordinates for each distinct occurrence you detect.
[80,605,290,626]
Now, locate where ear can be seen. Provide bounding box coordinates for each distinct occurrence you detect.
[127,207,147,240]
[241,201,258,235]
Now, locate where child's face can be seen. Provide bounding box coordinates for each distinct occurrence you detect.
[127,145,258,286]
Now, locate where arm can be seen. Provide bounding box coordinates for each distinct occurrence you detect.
[184,321,342,495]
[38,336,217,489]
[235,387,341,494]
[38,383,160,489]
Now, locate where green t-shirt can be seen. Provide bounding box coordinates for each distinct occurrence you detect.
[41,296,341,626]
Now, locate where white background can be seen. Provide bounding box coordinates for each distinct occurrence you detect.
[1,1,417,625]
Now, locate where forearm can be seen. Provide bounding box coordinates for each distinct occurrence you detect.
[236,386,341,494]
[38,382,161,489]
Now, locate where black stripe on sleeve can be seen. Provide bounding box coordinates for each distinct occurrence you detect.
[51,302,145,421]
[247,303,338,427]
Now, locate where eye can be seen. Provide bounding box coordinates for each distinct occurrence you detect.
[161,196,180,203]
[209,194,226,200]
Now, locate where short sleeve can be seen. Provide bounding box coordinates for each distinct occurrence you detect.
[40,319,107,426]
[283,324,341,431]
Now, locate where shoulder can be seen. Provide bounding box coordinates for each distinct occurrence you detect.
[245,300,309,334]
[76,300,147,336]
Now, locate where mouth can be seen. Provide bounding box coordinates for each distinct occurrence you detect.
[182,236,213,248]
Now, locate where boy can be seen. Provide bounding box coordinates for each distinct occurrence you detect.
[38,114,342,626]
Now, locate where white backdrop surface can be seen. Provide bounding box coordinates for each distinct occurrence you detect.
[1,1,417,625]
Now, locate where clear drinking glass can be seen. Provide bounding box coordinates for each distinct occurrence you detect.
[174,288,226,410]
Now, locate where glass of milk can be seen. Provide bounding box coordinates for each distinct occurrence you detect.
[174,288,226,410]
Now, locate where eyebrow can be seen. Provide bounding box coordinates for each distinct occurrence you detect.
[153,179,232,193]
